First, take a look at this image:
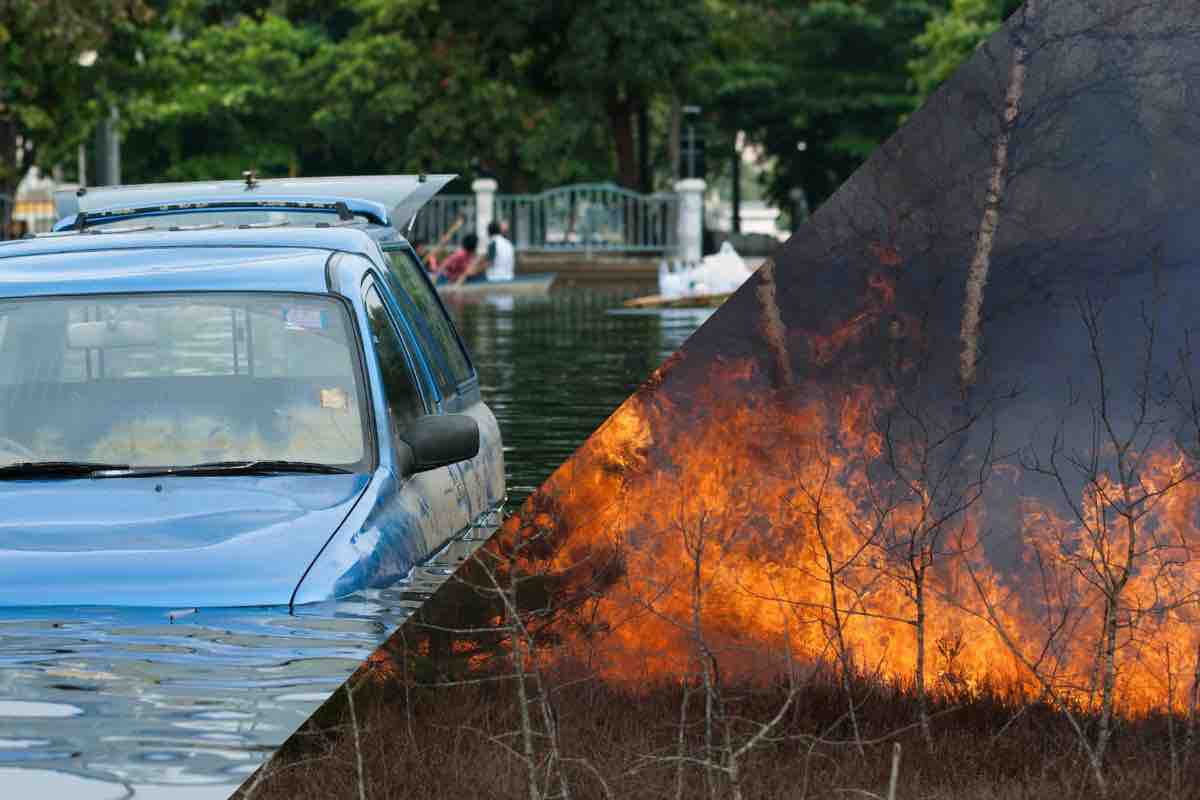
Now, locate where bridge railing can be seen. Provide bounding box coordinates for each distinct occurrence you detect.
[498,183,678,255]
[412,182,681,256]
[407,194,475,249]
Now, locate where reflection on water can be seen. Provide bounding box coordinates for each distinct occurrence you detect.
[0,287,710,795]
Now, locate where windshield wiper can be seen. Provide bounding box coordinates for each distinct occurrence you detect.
[0,461,131,479]
[106,460,353,478]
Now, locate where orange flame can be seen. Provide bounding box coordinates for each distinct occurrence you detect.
[465,269,1200,719]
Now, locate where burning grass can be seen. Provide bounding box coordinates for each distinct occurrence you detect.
[237,657,1200,800]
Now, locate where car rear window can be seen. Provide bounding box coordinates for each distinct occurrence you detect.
[382,247,474,392]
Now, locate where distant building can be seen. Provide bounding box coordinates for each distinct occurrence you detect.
[706,200,787,241]
[13,167,60,234]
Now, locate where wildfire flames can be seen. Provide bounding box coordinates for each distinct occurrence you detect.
[480,252,1200,718]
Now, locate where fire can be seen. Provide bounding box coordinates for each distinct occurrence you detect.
[512,359,1017,689]
[468,354,1195,723]
[424,258,1200,722]
[484,350,1200,717]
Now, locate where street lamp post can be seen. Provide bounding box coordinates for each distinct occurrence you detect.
[732,130,745,236]
[791,139,809,231]
[77,50,120,187]
[682,105,701,180]
[94,106,121,187]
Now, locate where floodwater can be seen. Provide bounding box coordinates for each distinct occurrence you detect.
[447,288,715,506]
[0,287,712,797]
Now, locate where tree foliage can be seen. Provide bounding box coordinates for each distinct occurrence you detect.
[0,0,149,201]
[908,0,1022,102]
[2,0,1025,215]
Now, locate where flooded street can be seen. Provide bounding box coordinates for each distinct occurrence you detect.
[448,288,715,505]
[0,287,712,797]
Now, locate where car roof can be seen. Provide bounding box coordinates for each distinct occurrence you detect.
[55,174,455,227]
[0,227,398,298]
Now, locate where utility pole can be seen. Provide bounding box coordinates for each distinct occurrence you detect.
[93,105,121,186]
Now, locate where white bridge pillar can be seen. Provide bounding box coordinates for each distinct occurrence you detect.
[674,178,705,264]
[471,177,498,254]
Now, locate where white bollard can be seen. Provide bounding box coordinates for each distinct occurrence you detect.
[471,177,498,254]
[674,178,705,265]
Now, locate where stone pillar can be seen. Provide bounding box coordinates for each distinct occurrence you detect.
[471,177,498,254]
[674,178,705,264]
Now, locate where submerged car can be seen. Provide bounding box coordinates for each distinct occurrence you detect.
[0,176,504,608]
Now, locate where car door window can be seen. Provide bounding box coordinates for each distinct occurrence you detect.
[381,247,475,392]
[363,282,424,433]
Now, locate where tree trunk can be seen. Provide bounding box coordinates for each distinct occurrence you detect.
[668,95,682,183]
[637,100,651,194]
[817,513,864,756]
[607,92,638,190]
[1096,594,1119,767]
[0,117,20,235]
[507,570,541,800]
[915,571,933,752]
[1186,642,1200,771]
[959,0,1035,389]
[345,680,368,800]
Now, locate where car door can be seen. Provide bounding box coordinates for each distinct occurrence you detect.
[360,276,475,559]
[378,244,504,526]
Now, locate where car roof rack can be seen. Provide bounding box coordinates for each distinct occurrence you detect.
[55,174,456,232]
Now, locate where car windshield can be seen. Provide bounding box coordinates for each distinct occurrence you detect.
[84,209,370,231]
[0,292,370,470]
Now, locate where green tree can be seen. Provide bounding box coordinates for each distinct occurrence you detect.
[0,0,149,211]
[699,0,943,213]
[532,0,710,189]
[120,0,622,191]
[908,0,1022,103]
[121,11,327,181]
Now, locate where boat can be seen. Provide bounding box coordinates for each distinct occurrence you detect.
[622,242,754,310]
[437,272,557,297]
[622,291,730,309]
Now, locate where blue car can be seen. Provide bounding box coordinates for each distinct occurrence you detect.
[0,175,505,608]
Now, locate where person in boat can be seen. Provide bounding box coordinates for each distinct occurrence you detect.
[460,220,515,283]
[483,219,515,281]
[439,233,485,286]
[411,238,443,274]
[413,216,466,277]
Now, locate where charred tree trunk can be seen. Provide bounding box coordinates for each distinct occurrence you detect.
[756,258,794,388]
[914,568,933,752]
[1186,643,1200,772]
[815,507,865,756]
[1096,592,1120,767]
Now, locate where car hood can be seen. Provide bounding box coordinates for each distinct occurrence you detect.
[0,473,370,608]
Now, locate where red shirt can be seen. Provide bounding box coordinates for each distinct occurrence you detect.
[439,248,474,281]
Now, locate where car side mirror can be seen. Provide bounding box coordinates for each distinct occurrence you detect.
[398,414,480,474]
